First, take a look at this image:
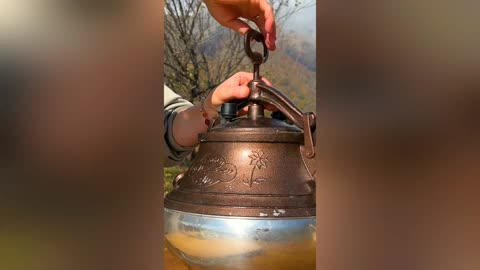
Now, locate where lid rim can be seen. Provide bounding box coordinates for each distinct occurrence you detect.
[199,132,304,143]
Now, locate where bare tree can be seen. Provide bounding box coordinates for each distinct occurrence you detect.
[164,0,314,102]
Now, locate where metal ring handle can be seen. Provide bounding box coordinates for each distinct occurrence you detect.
[242,81,316,158]
[172,172,186,189]
[236,81,315,131]
[245,29,269,64]
[224,82,316,132]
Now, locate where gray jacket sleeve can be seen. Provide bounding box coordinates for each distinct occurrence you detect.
[164,85,195,167]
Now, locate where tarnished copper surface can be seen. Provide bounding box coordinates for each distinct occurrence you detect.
[164,101,316,219]
[164,83,317,217]
[165,29,316,218]
[164,140,316,217]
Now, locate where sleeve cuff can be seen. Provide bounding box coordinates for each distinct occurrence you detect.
[164,105,195,166]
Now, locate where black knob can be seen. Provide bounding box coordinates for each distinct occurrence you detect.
[271,111,287,121]
[220,103,237,121]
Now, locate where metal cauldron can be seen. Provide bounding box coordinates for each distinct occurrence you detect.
[164,29,316,270]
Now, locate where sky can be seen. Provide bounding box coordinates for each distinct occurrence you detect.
[282,2,316,42]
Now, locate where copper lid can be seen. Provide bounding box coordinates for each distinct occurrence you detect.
[165,91,316,218]
[200,109,304,144]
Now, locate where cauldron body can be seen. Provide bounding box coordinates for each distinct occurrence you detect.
[165,29,316,268]
[165,96,316,269]
[164,209,315,270]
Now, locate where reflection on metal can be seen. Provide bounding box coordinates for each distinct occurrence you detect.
[165,209,316,270]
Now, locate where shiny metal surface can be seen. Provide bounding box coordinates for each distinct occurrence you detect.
[164,208,316,270]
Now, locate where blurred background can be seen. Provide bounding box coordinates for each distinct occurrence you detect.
[1,1,165,269]
[1,1,479,270]
[315,1,480,270]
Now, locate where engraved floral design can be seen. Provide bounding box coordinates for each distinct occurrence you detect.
[190,154,237,187]
[243,150,268,187]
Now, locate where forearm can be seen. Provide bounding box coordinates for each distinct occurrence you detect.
[168,71,265,149]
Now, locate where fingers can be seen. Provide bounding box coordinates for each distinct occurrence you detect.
[221,18,252,35]
[238,106,249,116]
[254,16,268,45]
[254,16,276,50]
[235,72,272,86]
[205,0,277,50]
[210,85,250,108]
[237,72,254,85]
[238,104,278,117]
[222,18,275,51]
[209,71,275,112]
[218,1,277,50]
[257,0,276,50]
[264,104,278,111]
[259,76,273,86]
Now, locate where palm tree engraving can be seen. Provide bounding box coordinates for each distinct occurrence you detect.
[243,150,268,187]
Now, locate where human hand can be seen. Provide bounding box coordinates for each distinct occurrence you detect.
[203,72,276,117]
[203,0,276,50]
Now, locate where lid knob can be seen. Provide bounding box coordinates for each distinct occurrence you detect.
[220,103,237,121]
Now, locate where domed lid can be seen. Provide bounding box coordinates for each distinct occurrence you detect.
[164,80,318,218]
[200,103,305,144]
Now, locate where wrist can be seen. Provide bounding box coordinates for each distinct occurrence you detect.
[202,93,219,117]
[200,97,219,126]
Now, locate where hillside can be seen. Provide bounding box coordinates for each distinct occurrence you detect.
[237,31,316,112]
